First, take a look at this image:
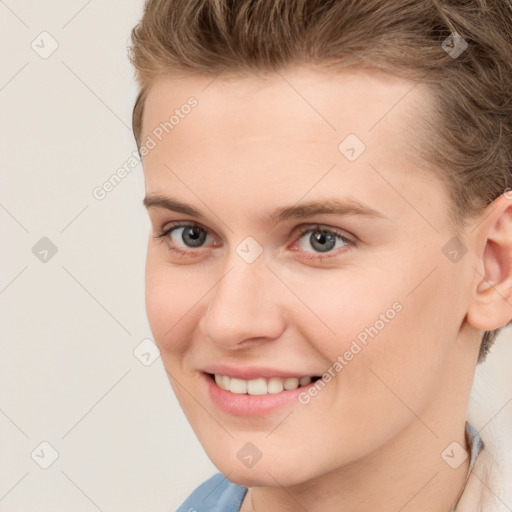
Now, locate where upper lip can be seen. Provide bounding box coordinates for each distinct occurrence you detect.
[202,364,320,380]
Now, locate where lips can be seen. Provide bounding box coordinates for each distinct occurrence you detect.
[201,364,321,380]
[198,364,324,415]
[208,373,321,395]
[201,371,322,416]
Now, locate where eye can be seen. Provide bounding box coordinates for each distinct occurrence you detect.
[169,225,208,248]
[293,225,353,256]
[154,221,354,261]
[155,221,215,255]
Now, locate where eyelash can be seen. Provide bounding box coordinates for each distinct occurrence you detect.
[154,221,215,259]
[154,221,355,261]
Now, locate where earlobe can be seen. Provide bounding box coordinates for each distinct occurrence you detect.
[467,194,512,331]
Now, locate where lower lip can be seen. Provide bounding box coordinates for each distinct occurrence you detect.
[201,372,319,416]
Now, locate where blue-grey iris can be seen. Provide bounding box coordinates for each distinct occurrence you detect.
[310,231,336,252]
[182,227,207,247]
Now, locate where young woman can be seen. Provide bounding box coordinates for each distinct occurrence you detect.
[128,1,512,510]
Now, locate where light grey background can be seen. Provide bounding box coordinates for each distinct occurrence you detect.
[1,2,511,511]
[0,2,216,511]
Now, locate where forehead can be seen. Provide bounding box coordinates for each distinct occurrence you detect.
[140,66,448,229]
[142,66,424,145]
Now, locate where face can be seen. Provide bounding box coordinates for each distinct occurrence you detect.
[141,66,476,487]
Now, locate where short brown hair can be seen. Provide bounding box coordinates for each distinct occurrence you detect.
[128,0,512,363]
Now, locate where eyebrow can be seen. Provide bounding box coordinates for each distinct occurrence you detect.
[142,194,387,226]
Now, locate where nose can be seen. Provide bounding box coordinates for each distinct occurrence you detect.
[200,258,286,350]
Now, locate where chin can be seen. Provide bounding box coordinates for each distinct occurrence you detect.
[211,455,319,488]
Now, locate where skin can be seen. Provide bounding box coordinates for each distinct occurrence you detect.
[140,66,512,512]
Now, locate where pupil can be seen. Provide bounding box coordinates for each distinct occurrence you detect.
[310,231,335,252]
[183,227,206,247]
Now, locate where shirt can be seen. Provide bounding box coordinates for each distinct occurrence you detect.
[176,421,484,512]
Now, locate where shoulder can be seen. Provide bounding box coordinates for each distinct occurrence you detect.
[176,472,248,512]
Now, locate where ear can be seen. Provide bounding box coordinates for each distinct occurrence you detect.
[467,192,512,331]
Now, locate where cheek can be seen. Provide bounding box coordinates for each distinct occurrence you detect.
[144,255,202,354]
[283,266,401,359]
[334,270,455,423]
[287,258,451,414]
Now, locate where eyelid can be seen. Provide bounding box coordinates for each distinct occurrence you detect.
[154,221,217,260]
[156,221,354,241]
[287,223,355,260]
[292,223,355,244]
[155,220,356,260]
[155,220,216,241]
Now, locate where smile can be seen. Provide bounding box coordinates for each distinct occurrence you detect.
[208,373,321,395]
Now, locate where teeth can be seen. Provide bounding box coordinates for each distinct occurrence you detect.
[299,376,312,386]
[247,378,267,395]
[230,378,248,394]
[213,374,314,395]
[267,377,284,394]
[283,377,299,390]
